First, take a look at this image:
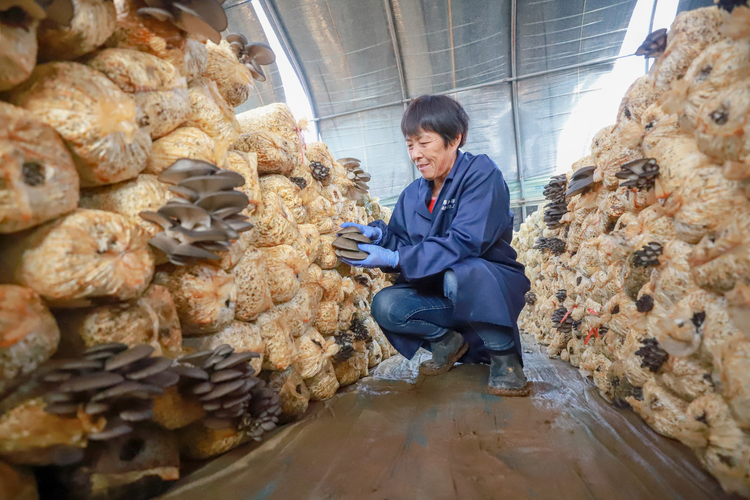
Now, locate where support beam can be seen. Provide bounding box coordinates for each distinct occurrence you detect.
[646,0,659,74]
[510,0,527,221]
[383,0,415,182]
[262,0,319,121]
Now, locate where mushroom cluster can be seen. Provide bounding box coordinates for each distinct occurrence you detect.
[636,28,668,58]
[566,166,597,198]
[532,236,566,255]
[616,158,660,190]
[136,0,228,44]
[542,174,569,229]
[551,307,573,334]
[224,33,276,82]
[635,338,669,373]
[173,344,281,439]
[632,241,663,268]
[332,317,369,363]
[41,343,177,448]
[310,161,331,183]
[543,174,567,202]
[337,157,372,201]
[333,226,371,260]
[140,159,253,265]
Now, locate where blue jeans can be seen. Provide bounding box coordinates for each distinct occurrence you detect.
[371,270,516,363]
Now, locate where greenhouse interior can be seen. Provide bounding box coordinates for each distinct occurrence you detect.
[1,0,750,498]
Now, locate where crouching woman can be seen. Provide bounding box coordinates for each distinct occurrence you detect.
[339,95,532,396]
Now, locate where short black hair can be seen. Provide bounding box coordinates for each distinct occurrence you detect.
[401,95,469,148]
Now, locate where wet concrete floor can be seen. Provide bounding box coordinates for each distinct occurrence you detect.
[160,348,741,500]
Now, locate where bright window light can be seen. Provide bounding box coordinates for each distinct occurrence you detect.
[251,0,318,142]
[553,0,679,174]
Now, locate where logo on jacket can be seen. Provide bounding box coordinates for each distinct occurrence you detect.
[442,199,457,211]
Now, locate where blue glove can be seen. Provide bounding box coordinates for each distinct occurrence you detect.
[340,222,383,245]
[340,244,399,269]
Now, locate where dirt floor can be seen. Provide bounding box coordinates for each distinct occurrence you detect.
[159,348,741,500]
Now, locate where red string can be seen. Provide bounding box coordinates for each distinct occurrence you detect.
[296,127,306,164]
[584,327,600,345]
[561,305,576,323]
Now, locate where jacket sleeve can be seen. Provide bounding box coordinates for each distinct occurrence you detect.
[368,191,411,252]
[397,164,512,281]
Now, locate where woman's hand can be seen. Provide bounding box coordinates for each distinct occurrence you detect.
[340,244,398,269]
[340,222,383,244]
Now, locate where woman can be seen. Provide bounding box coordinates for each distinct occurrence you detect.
[339,95,531,397]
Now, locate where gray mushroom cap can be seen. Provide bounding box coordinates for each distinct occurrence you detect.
[566,166,597,198]
[635,28,667,58]
[158,159,220,185]
[335,249,370,260]
[197,191,250,213]
[138,0,228,44]
[332,237,362,251]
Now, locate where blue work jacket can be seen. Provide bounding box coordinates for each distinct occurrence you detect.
[370,151,530,356]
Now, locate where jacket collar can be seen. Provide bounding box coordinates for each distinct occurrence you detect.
[414,150,465,220]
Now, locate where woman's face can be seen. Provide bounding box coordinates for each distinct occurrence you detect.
[406,130,460,183]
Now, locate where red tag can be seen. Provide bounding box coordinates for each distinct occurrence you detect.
[561,305,576,323]
[584,327,599,345]
[587,308,599,315]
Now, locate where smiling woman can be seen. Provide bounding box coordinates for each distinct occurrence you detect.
[402,95,469,195]
[338,95,532,397]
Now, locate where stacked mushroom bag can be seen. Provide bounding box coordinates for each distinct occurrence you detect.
[0,3,292,496]
[0,0,399,491]
[513,6,750,496]
[228,112,395,407]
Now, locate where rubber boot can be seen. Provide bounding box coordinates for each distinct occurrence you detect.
[419,330,469,376]
[487,351,531,397]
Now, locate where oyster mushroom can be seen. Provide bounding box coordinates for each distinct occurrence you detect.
[566,165,597,198]
[635,338,669,373]
[633,241,663,268]
[543,200,568,229]
[615,158,660,190]
[225,33,276,82]
[532,237,566,255]
[543,174,567,202]
[39,343,176,446]
[140,159,253,265]
[174,344,280,439]
[552,306,574,334]
[635,28,668,58]
[332,227,372,260]
[310,161,331,183]
[136,0,227,44]
[336,157,371,201]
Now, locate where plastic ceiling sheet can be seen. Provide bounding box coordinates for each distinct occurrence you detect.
[517,64,616,189]
[224,0,719,207]
[318,104,413,201]
[391,0,512,97]
[516,0,638,75]
[223,0,286,114]
[454,85,518,193]
[270,0,403,117]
